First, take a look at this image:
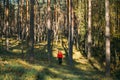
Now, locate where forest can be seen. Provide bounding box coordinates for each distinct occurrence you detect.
[0,0,120,80]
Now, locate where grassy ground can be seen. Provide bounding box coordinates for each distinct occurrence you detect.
[0,39,114,80]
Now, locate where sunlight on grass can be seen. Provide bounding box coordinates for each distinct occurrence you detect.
[34,45,40,49]
[16,59,44,71]
[0,57,108,80]
[0,39,114,80]
[2,74,17,80]
[12,49,22,53]
[21,69,37,80]
[16,59,32,68]
[9,39,20,48]
[89,58,104,71]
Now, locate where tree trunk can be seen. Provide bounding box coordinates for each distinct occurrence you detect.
[87,0,92,59]
[68,0,74,66]
[29,0,35,61]
[84,0,88,54]
[2,0,5,49]
[47,0,51,62]
[54,0,58,44]
[105,0,110,77]
[20,0,24,57]
[26,0,29,40]
[17,0,20,40]
[5,0,9,51]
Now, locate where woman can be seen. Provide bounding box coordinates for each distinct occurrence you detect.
[57,50,63,65]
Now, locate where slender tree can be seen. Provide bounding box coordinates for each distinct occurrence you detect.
[26,0,29,20]
[84,0,88,54]
[19,0,24,40]
[105,0,110,77]
[17,0,20,40]
[47,0,51,61]
[26,0,29,40]
[87,0,92,59]
[54,0,58,44]
[29,0,35,61]
[20,0,24,55]
[5,0,9,51]
[68,0,74,66]
[2,0,5,49]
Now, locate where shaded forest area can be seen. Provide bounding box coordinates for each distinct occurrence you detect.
[0,0,120,80]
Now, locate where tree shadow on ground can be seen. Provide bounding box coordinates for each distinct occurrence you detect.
[36,64,101,80]
[0,40,106,80]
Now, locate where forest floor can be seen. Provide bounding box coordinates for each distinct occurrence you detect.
[0,38,115,80]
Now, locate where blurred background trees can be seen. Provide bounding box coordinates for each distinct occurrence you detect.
[0,0,120,78]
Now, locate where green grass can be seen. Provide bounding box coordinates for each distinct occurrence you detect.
[0,38,115,80]
[0,59,111,80]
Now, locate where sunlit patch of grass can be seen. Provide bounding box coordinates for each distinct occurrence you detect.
[0,39,2,42]
[89,58,104,71]
[101,77,113,80]
[34,45,40,49]
[9,39,20,48]
[16,59,32,68]
[0,62,26,80]
[0,73,18,80]
[0,59,45,80]
[12,49,22,53]
[36,67,65,80]
[75,63,92,71]
[21,69,38,80]
[16,59,44,71]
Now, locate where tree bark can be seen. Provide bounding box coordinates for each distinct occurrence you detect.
[5,0,9,51]
[105,0,110,77]
[68,0,74,66]
[87,0,92,59]
[17,0,20,40]
[26,0,29,40]
[47,0,51,62]
[29,0,35,61]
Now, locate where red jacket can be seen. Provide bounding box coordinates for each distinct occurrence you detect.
[57,51,63,58]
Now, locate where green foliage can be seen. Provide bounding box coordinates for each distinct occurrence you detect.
[112,69,120,80]
[74,0,86,42]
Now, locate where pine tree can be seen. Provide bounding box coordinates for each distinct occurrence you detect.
[105,0,110,77]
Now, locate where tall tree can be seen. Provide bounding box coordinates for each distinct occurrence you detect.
[54,0,58,44]
[47,0,52,61]
[26,0,29,40]
[29,0,35,61]
[1,0,5,49]
[68,0,74,66]
[105,0,110,77]
[84,0,88,55]
[17,0,20,40]
[87,0,92,59]
[20,0,24,55]
[5,0,9,51]
[26,0,29,23]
